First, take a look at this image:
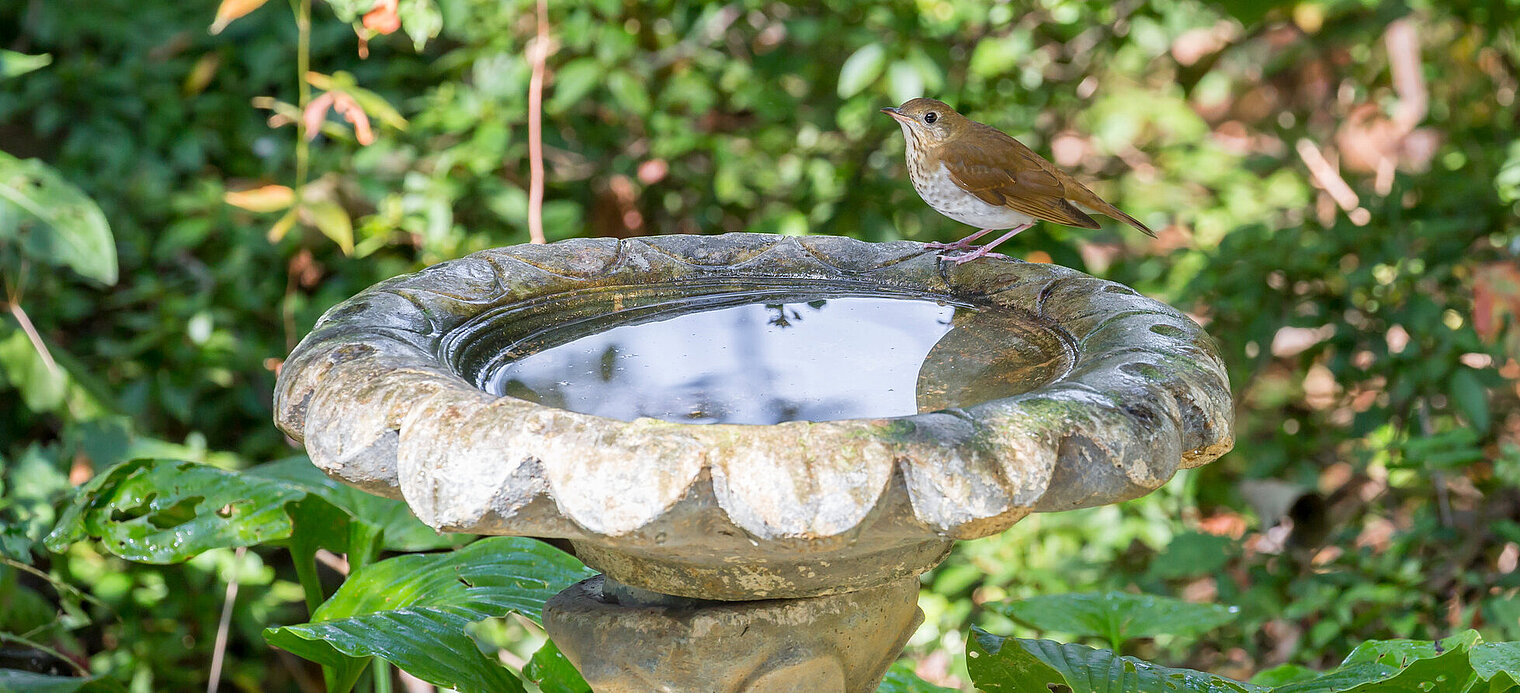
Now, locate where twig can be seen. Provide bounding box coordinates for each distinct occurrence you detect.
[526,0,549,244]
[1295,139,1370,225]
[207,546,247,693]
[6,301,57,375]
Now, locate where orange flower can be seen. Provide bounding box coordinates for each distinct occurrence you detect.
[363,0,400,34]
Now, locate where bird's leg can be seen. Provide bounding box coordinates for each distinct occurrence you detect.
[923,227,997,250]
[944,223,1034,265]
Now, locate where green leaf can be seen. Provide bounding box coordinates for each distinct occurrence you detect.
[524,640,590,693]
[1272,632,1480,692]
[838,43,887,98]
[0,669,123,693]
[887,59,925,106]
[396,0,443,51]
[548,58,603,113]
[264,537,593,693]
[0,152,117,284]
[1150,531,1234,579]
[1450,368,1491,433]
[876,661,957,692]
[606,70,651,115]
[301,199,354,255]
[998,592,1240,650]
[247,456,467,552]
[1249,664,1320,685]
[42,459,309,562]
[1473,642,1520,684]
[966,629,1263,692]
[0,50,52,79]
[0,328,67,412]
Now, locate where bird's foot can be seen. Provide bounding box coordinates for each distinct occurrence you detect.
[923,240,975,251]
[937,248,1008,265]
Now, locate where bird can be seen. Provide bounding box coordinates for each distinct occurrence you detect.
[882,98,1155,264]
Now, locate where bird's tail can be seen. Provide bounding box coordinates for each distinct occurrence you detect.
[1106,206,1156,238]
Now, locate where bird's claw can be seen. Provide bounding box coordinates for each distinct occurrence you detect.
[936,249,1008,265]
[923,240,973,251]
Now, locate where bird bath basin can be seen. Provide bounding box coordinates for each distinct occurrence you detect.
[273,233,1233,692]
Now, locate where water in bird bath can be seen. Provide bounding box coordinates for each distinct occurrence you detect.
[454,286,1074,425]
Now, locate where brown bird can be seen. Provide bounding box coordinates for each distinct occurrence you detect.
[882,98,1154,264]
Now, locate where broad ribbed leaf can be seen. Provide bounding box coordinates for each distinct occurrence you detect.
[247,456,468,551]
[966,629,1263,693]
[0,152,117,284]
[264,537,592,693]
[999,592,1239,649]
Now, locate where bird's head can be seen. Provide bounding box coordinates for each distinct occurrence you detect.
[881,98,964,147]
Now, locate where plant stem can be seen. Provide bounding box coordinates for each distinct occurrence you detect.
[526,0,548,244]
[292,0,312,189]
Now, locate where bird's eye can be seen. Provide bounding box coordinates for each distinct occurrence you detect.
[924,112,938,124]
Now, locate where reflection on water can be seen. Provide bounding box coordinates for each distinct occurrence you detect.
[478,293,1072,425]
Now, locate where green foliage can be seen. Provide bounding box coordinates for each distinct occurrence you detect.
[1000,592,1240,652]
[1,0,1518,688]
[264,537,591,693]
[967,627,1520,693]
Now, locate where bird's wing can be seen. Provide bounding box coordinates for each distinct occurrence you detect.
[939,125,1102,230]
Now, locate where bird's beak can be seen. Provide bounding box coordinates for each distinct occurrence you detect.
[881,107,910,123]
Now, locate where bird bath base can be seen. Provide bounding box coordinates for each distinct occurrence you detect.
[545,575,922,693]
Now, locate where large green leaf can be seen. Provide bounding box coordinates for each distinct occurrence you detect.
[0,152,116,284]
[1473,642,1520,691]
[247,456,469,552]
[998,592,1240,650]
[1270,631,1480,692]
[43,459,310,562]
[524,640,591,693]
[263,537,593,693]
[966,629,1263,693]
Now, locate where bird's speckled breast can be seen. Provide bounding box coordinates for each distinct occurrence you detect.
[903,140,1033,231]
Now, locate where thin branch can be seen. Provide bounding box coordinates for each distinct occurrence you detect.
[1295,139,1370,225]
[207,546,247,693]
[526,0,549,245]
[7,301,58,375]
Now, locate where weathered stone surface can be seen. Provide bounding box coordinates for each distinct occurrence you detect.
[542,575,922,693]
[273,233,1234,599]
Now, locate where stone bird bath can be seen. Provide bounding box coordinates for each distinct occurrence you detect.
[272,233,1233,692]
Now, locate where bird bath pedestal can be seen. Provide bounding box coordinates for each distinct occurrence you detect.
[273,234,1233,692]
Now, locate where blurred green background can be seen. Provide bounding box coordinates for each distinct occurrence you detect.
[2,0,1519,689]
